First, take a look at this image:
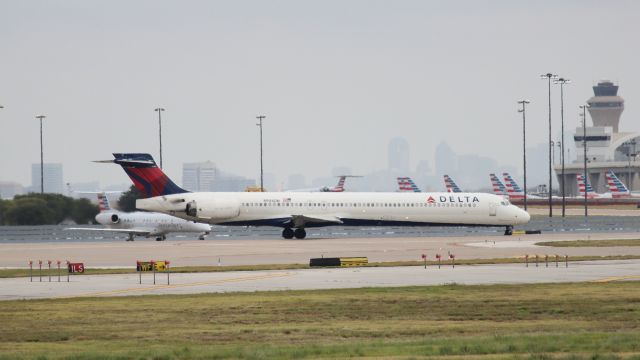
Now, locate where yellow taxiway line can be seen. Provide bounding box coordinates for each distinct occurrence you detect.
[56,272,293,298]
[591,275,640,283]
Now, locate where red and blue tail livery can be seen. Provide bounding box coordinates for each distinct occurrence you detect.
[112,153,188,198]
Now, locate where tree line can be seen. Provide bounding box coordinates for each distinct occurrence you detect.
[0,186,142,226]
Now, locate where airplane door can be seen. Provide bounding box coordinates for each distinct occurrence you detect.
[489,202,497,216]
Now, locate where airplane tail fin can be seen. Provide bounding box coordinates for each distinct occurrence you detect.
[489,173,508,195]
[502,172,524,198]
[333,176,346,192]
[109,153,189,198]
[606,170,630,196]
[443,175,462,193]
[97,192,111,211]
[576,173,596,196]
[397,177,421,192]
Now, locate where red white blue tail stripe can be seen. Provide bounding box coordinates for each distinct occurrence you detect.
[606,170,630,198]
[576,173,597,199]
[330,176,346,192]
[489,173,508,195]
[502,173,525,199]
[97,193,111,212]
[443,175,462,193]
[396,177,421,192]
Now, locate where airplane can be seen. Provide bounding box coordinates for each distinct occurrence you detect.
[502,173,525,199]
[66,192,212,241]
[576,173,610,199]
[443,175,462,193]
[605,170,640,198]
[101,153,530,238]
[289,175,357,192]
[397,177,421,192]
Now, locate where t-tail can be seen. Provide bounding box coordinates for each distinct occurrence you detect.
[443,175,462,193]
[502,173,525,199]
[396,177,421,192]
[606,170,630,197]
[489,173,508,196]
[576,173,597,198]
[97,192,112,212]
[109,153,189,198]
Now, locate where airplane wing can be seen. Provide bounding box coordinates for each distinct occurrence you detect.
[64,228,152,236]
[289,214,343,228]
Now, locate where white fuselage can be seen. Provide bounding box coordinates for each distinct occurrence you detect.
[95,211,212,236]
[136,192,530,228]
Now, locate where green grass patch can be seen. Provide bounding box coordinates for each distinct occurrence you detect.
[1,282,640,358]
[537,239,640,247]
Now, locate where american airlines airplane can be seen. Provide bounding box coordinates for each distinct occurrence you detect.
[290,175,354,192]
[576,173,610,199]
[66,192,212,241]
[502,173,525,199]
[606,170,640,198]
[444,175,463,193]
[102,153,530,238]
[489,173,509,196]
[397,177,421,192]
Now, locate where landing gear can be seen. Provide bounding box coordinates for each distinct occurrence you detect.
[155,235,166,241]
[127,233,134,242]
[282,228,294,239]
[504,225,513,236]
[294,228,306,239]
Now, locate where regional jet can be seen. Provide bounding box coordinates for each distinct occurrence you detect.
[103,153,530,238]
[66,192,211,241]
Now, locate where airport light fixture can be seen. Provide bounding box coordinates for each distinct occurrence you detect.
[517,99,530,211]
[256,115,266,192]
[541,73,558,217]
[554,77,570,217]
[154,108,165,169]
[579,105,590,217]
[35,115,47,194]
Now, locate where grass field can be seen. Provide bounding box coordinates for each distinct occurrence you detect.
[3,255,640,279]
[1,282,639,359]
[537,239,640,247]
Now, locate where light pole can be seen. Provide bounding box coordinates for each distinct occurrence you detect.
[541,73,558,217]
[256,115,266,192]
[35,115,46,194]
[579,104,590,217]
[517,99,530,211]
[554,77,570,217]
[154,108,165,169]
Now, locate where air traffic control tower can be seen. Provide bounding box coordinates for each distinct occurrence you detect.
[558,80,640,196]
[587,80,624,133]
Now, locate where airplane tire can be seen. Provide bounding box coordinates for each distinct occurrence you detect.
[504,226,513,236]
[294,228,307,239]
[282,228,294,239]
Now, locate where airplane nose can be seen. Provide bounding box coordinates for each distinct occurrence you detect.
[518,208,531,224]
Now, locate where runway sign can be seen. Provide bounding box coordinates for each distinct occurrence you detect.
[67,263,85,273]
[309,257,368,267]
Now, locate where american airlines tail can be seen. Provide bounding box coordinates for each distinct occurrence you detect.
[109,153,189,198]
[489,173,508,196]
[576,173,597,199]
[331,176,346,192]
[502,173,525,199]
[396,177,421,192]
[443,175,462,193]
[97,193,112,212]
[606,170,631,198]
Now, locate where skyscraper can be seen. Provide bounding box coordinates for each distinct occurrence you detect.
[388,137,410,173]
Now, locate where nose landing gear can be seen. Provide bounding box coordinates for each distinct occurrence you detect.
[504,225,513,236]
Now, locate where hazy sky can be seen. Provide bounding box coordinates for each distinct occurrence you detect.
[1,0,639,188]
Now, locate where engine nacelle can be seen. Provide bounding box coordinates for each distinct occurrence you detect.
[185,198,240,220]
[110,214,120,224]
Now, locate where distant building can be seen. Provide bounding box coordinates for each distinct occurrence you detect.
[560,80,640,194]
[0,181,24,199]
[30,163,64,194]
[388,137,410,173]
[182,162,255,192]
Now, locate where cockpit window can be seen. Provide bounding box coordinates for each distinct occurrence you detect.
[500,200,511,206]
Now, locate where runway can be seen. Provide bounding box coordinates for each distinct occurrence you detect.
[2,260,638,300]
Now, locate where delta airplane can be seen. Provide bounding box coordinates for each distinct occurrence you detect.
[444,175,463,193]
[102,153,529,238]
[66,192,211,241]
[397,177,421,192]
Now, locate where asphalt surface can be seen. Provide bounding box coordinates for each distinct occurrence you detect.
[1,260,638,300]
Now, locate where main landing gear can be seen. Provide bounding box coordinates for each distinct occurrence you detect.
[155,235,167,241]
[504,225,513,236]
[282,227,306,239]
[127,233,134,242]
